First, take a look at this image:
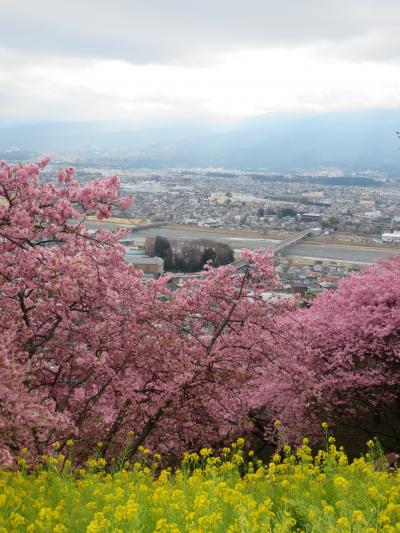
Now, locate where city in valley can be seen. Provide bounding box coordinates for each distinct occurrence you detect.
[34,157,400,299]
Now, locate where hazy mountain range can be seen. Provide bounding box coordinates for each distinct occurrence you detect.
[1,109,399,173]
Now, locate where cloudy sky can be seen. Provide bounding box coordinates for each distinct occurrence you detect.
[1,0,400,123]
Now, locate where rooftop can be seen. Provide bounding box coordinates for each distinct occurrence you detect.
[124,255,164,266]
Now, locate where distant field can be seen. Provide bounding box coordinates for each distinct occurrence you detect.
[84,215,144,226]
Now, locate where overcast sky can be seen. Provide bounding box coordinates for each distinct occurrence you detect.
[1,0,400,123]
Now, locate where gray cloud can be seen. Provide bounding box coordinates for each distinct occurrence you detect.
[1,0,400,64]
[0,48,211,122]
[1,0,400,123]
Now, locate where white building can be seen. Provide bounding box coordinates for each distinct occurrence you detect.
[198,218,220,227]
[382,232,400,244]
[209,192,228,205]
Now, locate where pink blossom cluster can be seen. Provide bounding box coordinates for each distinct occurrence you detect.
[258,257,400,443]
[0,159,284,465]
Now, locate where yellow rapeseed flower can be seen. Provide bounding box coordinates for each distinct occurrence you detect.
[199,448,212,457]
[1,435,399,532]
[53,525,68,533]
[336,516,349,528]
[352,510,365,523]
[334,476,348,489]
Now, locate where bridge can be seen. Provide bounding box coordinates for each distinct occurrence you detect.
[232,228,317,270]
[271,229,315,254]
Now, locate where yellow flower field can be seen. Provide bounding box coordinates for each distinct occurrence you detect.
[0,437,399,532]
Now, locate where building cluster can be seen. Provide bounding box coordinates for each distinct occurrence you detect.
[87,168,400,240]
[64,163,400,288]
[274,258,362,297]
[56,163,400,241]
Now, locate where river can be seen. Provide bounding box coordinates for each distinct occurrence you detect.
[86,222,399,264]
[284,243,397,264]
[128,226,279,250]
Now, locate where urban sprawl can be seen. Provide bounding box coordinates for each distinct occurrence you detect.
[42,161,400,299]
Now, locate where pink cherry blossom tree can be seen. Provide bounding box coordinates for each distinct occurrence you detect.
[258,257,400,449]
[0,158,285,466]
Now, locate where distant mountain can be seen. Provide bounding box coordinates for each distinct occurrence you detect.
[159,110,400,172]
[0,110,399,172]
[0,121,228,153]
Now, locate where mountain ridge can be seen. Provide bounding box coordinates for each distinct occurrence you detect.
[1,109,399,172]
